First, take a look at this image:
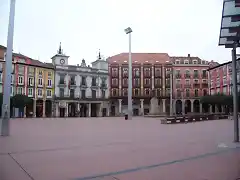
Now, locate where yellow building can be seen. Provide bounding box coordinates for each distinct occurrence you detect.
[34,61,55,117]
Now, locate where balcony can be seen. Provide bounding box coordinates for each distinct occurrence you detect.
[111,83,118,88]
[184,74,191,78]
[166,73,170,78]
[122,83,128,88]
[154,83,161,88]
[175,74,182,79]
[165,84,171,88]
[70,80,76,86]
[184,84,192,88]
[59,80,65,86]
[144,73,151,78]
[133,83,141,88]
[202,74,207,79]
[91,83,98,88]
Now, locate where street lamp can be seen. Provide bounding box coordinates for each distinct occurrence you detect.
[124,27,133,119]
[0,0,16,136]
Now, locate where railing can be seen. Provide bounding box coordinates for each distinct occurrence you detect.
[176,84,182,88]
[175,74,181,79]
[184,74,191,78]
[184,84,191,88]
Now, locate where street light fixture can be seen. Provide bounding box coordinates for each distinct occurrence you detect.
[124,27,132,119]
[0,0,16,136]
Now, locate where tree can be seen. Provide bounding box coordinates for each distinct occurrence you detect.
[11,94,32,108]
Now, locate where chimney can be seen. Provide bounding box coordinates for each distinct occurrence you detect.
[187,54,190,57]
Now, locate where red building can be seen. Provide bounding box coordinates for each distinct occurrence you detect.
[171,54,212,114]
[107,53,172,116]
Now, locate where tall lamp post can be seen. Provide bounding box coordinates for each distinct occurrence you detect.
[0,0,16,136]
[124,27,133,119]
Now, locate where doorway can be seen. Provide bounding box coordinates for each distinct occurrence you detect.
[60,108,65,117]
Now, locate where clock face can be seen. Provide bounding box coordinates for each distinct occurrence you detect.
[60,59,65,64]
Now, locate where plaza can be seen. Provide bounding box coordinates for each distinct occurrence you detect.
[0,117,239,180]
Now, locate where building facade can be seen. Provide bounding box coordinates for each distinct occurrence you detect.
[208,59,240,96]
[52,46,109,117]
[171,54,211,114]
[0,45,55,117]
[108,53,172,116]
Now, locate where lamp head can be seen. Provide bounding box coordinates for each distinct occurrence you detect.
[124,27,132,34]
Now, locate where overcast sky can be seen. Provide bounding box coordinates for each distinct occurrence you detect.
[0,0,232,65]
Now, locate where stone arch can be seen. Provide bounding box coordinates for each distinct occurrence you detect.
[185,100,191,114]
[175,100,182,114]
[193,100,200,113]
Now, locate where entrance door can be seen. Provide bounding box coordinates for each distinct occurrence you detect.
[102,108,107,117]
[111,106,115,116]
[60,108,65,117]
[133,109,139,116]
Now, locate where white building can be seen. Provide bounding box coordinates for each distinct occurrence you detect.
[52,45,109,117]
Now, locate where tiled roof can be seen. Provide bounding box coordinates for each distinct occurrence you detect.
[107,53,171,64]
[0,45,6,49]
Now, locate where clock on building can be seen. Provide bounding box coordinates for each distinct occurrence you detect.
[60,59,65,65]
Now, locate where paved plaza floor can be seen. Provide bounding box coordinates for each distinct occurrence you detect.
[0,117,240,180]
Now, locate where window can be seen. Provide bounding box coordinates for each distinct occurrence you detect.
[144,78,151,85]
[28,67,34,74]
[175,70,181,78]
[112,68,118,77]
[0,63,2,71]
[28,88,33,96]
[81,77,86,85]
[185,70,190,78]
[156,89,161,96]
[145,89,150,96]
[38,89,43,97]
[38,78,43,86]
[223,76,227,86]
[134,68,140,77]
[193,70,199,78]
[123,68,128,77]
[134,89,139,96]
[194,79,199,83]
[155,78,161,85]
[194,89,199,97]
[112,89,118,96]
[48,72,52,77]
[17,87,23,94]
[70,89,75,98]
[203,89,208,96]
[39,70,43,76]
[112,78,118,86]
[28,77,33,86]
[81,89,86,98]
[60,88,64,97]
[216,78,220,87]
[184,60,189,64]
[0,73,2,83]
[134,78,140,86]
[18,76,24,85]
[176,79,181,84]
[11,86,13,96]
[46,90,52,97]
[177,89,182,97]
[144,68,151,77]
[193,60,198,64]
[123,78,128,86]
[223,87,227,94]
[18,65,24,74]
[185,79,190,85]
[155,68,161,76]
[101,90,105,98]
[202,70,207,78]
[186,89,190,97]
[92,90,96,98]
[122,89,127,96]
[175,60,180,64]
[202,79,207,84]
[91,77,96,86]
[47,79,52,87]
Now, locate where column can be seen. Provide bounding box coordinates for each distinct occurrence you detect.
[65,102,68,117]
[107,103,110,116]
[88,103,91,117]
[182,100,185,115]
[24,107,26,118]
[33,99,36,117]
[42,100,46,117]
[200,103,203,113]
[56,102,59,117]
[162,99,166,113]
[209,105,212,113]
[98,103,103,117]
[191,100,194,113]
[140,99,144,116]
[118,99,122,115]
[78,103,80,111]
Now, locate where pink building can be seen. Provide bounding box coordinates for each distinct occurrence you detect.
[171,54,211,114]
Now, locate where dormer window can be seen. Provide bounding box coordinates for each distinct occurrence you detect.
[175,60,180,64]
[184,60,189,64]
[193,60,198,64]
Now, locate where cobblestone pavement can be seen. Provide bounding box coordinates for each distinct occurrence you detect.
[0,117,239,180]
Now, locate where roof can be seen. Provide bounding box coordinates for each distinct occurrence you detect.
[0,45,6,49]
[208,59,240,71]
[107,53,171,64]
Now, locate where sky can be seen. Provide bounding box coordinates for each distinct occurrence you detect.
[0,0,233,65]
